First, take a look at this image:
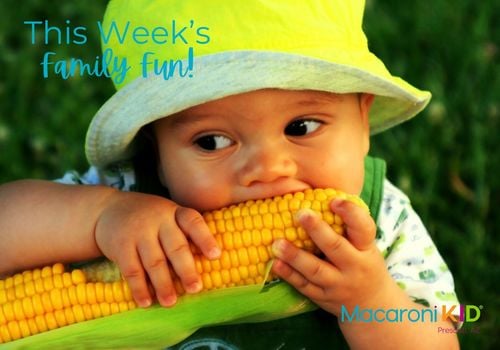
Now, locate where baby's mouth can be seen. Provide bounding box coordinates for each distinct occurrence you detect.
[236,180,312,203]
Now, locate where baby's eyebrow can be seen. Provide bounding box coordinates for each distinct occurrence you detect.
[167,112,209,129]
[294,93,342,107]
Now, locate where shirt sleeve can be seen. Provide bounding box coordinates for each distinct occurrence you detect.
[375,180,460,321]
[54,162,137,191]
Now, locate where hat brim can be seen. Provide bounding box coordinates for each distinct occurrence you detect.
[86,50,430,167]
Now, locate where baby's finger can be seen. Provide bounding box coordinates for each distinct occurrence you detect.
[176,207,221,260]
[296,209,357,268]
[271,259,325,301]
[115,249,152,308]
[137,240,177,307]
[272,238,339,287]
[330,199,376,251]
[159,222,202,295]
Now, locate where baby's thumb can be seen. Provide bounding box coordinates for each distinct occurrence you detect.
[330,199,376,251]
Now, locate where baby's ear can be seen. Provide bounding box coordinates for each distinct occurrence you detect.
[360,94,374,128]
[360,93,375,116]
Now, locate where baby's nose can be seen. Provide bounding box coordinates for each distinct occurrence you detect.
[238,147,297,186]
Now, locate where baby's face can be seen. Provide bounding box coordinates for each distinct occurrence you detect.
[154,89,373,211]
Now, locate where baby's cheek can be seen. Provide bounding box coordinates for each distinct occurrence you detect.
[174,178,229,212]
[304,157,365,195]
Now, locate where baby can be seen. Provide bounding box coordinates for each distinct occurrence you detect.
[0,0,460,348]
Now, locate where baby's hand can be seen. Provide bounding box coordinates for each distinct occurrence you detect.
[94,191,220,308]
[271,199,394,315]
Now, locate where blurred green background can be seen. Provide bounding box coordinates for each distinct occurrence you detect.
[0,0,498,348]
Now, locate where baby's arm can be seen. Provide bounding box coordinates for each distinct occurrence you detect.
[0,180,111,272]
[0,179,219,307]
[272,200,459,349]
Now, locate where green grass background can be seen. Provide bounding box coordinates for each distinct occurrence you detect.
[0,0,498,348]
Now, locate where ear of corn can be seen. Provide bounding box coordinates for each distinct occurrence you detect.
[0,188,367,348]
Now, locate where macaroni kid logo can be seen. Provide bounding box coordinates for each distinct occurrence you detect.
[340,304,483,324]
[441,304,483,323]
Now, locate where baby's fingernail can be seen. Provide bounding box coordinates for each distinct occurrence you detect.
[208,247,221,259]
[160,294,177,307]
[294,208,317,222]
[272,239,286,257]
[186,280,202,294]
[138,298,152,308]
[331,199,344,207]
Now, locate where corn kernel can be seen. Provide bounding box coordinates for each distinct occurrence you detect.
[260,229,272,245]
[53,274,64,289]
[41,292,53,313]
[285,227,298,241]
[238,266,249,279]
[13,274,23,287]
[220,270,231,284]
[83,304,94,320]
[219,251,231,270]
[210,271,223,288]
[94,282,105,303]
[104,283,114,303]
[14,285,25,300]
[27,318,39,336]
[229,250,239,267]
[118,301,129,313]
[13,299,25,321]
[44,312,58,330]
[241,230,252,247]
[233,216,244,231]
[34,315,47,333]
[99,303,110,317]
[281,212,293,228]
[233,231,243,249]
[24,280,35,297]
[42,276,54,291]
[248,246,259,265]
[65,307,76,325]
[71,269,86,285]
[225,219,235,232]
[249,203,259,216]
[237,248,250,266]
[201,273,213,290]
[49,288,63,310]
[0,324,12,342]
[32,294,44,316]
[215,219,226,233]
[252,215,263,229]
[229,268,241,284]
[243,216,253,230]
[112,281,124,303]
[231,206,241,218]
[73,305,85,322]
[54,309,67,328]
[201,257,212,273]
[222,232,234,250]
[7,320,21,340]
[40,266,52,279]
[76,284,87,305]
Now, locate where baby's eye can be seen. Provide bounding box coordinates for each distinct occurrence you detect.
[194,134,233,151]
[284,119,322,136]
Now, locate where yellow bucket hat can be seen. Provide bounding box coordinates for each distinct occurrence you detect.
[86,0,431,167]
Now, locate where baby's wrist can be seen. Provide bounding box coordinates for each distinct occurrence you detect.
[355,275,410,312]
